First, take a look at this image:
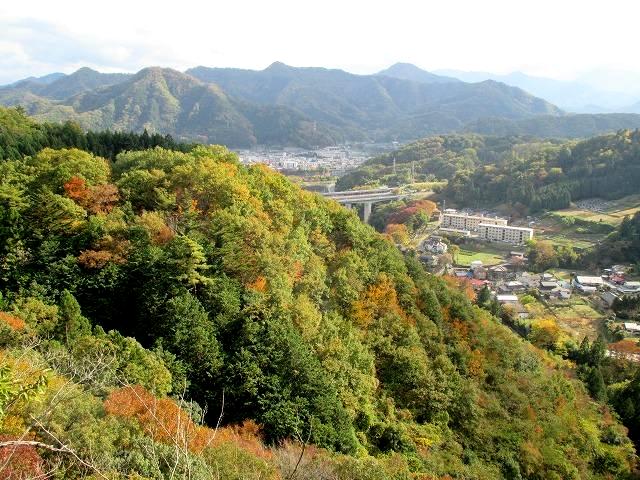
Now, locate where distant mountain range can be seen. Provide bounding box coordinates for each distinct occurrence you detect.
[435,68,640,113]
[2,63,640,147]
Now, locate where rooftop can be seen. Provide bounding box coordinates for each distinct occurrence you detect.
[575,276,604,285]
[478,223,533,233]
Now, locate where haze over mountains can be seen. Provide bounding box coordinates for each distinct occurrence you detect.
[2,62,640,147]
[435,68,640,113]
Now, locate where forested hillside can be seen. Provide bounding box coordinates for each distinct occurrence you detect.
[1,63,567,147]
[6,64,640,148]
[0,112,636,478]
[590,211,640,265]
[338,129,640,214]
[0,106,191,161]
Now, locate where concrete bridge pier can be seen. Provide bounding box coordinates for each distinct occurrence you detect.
[345,203,352,209]
[363,202,372,224]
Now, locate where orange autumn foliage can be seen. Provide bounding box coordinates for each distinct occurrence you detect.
[351,274,409,328]
[78,236,130,269]
[442,276,475,301]
[387,199,437,225]
[210,420,273,461]
[63,176,119,214]
[0,435,45,480]
[104,386,272,459]
[292,260,304,281]
[450,319,470,340]
[63,176,90,203]
[384,223,410,245]
[467,349,485,378]
[105,385,208,452]
[247,276,268,293]
[0,312,25,331]
[609,339,640,356]
[87,183,119,214]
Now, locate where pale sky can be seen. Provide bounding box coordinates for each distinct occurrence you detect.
[1,0,638,86]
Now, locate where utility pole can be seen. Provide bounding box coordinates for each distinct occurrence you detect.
[393,156,396,175]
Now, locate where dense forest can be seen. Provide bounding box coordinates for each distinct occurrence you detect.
[0,109,637,478]
[0,106,192,161]
[589,211,640,266]
[338,130,640,214]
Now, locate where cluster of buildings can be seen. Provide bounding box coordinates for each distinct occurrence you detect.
[440,210,533,245]
[236,144,390,176]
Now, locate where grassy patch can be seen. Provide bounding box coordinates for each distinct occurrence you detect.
[455,249,504,267]
[547,268,573,281]
[547,297,605,341]
[553,209,619,226]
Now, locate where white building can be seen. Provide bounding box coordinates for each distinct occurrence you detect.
[441,211,507,232]
[573,275,604,288]
[422,239,448,255]
[496,294,518,304]
[478,223,534,245]
[624,322,640,334]
[617,281,640,296]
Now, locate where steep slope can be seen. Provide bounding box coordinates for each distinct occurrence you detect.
[376,62,460,84]
[0,124,635,477]
[65,67,256,146]
[6,68,338,147]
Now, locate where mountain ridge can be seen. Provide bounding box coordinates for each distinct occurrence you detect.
[0,63,563,147]
[4,63,640,147]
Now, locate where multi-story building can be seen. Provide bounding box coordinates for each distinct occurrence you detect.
[478,223,533,244]
[441,211,507,232]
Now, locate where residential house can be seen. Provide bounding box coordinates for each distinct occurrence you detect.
[600,291,619,307]
[488,265,509,281]
[473,266,488,280]
[572,275,604,293]
[496,294,518,304]
[617,281,640,297]
[624,322,640,335]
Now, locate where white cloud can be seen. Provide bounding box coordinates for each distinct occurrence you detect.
[0,0,638,84]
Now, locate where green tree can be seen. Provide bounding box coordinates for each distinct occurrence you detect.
[58,290,91,343]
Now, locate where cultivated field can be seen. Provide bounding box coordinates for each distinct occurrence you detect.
[549,297,605,341]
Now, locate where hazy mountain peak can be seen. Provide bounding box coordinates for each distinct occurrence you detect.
[72,66,101,76]
[135,66,181,77]
[377,63,460,84]
[4,72,66,88]
[264,61,293,72]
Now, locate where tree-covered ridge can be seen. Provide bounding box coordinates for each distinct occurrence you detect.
[338,130,640,213]
[446,129,640,211]
[1,68,342,149]
[335,134,546,191]
[0,136,635,477]
[1,63,566,148]
[0,106,192,161]
[590,210,640,266]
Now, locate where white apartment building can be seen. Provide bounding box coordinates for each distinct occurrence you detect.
[441,212,507,232]
[478,223,534,244]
